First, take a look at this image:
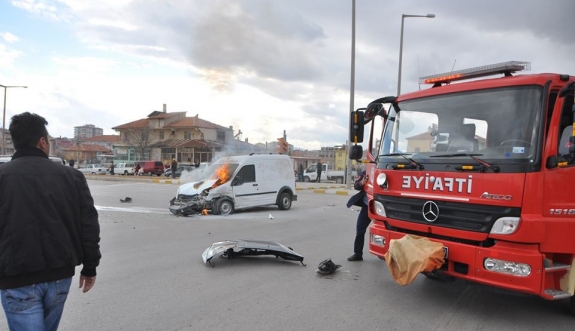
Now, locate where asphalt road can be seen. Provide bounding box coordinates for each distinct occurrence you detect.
[1,179,574,330]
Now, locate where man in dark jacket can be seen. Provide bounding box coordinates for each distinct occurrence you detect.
[0,112,101,331]
[316,161,323,183]
[346,171,370,261]
[171,158,178,178]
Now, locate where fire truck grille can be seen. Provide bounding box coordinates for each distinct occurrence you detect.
[374,195,520,233]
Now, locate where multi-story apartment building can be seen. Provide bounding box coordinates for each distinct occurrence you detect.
[74,124,103,139]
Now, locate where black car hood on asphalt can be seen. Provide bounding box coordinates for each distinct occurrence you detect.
[202,239,306,267]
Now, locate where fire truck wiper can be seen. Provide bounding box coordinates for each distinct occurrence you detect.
[430,153,500,173]
[383,153,424,170]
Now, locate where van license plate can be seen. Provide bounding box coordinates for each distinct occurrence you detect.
[443,247,449,259]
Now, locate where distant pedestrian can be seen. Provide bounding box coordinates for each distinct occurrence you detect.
[316,161,323,183]
[298,163,304,182]
[135,163,141,176]
[194,158,200,168]
[109,160,115,175]
[171,158,178,178]
[69,159,75,168]
[0,112,101,331]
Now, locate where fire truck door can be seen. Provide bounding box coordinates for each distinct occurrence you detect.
[543,92,575,216]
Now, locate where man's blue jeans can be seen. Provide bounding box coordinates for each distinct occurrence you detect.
[1,277,72,331]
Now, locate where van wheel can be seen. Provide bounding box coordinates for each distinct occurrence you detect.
[124,170,128,175]
[278,192,292,210]
[336,178,343,184]
[216,198,234,216]
[304,176,310,182]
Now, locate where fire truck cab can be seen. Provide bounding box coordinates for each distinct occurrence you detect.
[349,61,575,314]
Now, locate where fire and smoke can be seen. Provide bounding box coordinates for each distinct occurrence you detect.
[212,163,230,188]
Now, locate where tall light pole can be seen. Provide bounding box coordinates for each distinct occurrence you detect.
[345,0,356,189]
[397,14,435,95]
[1,85,28,155]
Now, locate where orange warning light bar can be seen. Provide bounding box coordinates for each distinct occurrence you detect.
[420,61,531,85]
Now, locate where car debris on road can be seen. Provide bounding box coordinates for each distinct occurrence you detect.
[202,239,306,267]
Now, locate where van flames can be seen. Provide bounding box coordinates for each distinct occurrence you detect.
[169,162,232,216]
[213,163,230,188]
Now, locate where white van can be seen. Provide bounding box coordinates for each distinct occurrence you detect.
[169,154,297,216]
[116,162,136,175]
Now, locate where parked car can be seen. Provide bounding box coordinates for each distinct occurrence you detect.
[164,164,195,178]
[49,156,64,164]
[1,156,64,165]
[0,156,11,165]
[116,162,137,175]
[136,161,164,176]
[79,164,108,175]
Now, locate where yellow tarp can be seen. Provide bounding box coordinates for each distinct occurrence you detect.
[384,235,445,285]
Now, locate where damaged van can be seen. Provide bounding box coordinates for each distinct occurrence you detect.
[169,154,297,216]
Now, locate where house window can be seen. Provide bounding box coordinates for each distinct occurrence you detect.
[184,131,191,140]
[159,131,164,140]
[217,130,225,142]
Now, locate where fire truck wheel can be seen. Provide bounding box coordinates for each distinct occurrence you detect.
[569,295,575,316]
[216,198,234,216]
[377,256,386,261]
[278,192,292,210]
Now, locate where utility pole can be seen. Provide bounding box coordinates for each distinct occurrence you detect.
[345,0,356,189]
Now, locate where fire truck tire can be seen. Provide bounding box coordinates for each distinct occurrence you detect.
[216,198,234,216]
[377,256,386,261]
[278,192,292,210]
[569,295,575,316]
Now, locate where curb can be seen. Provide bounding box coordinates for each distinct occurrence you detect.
[85,175,354,194]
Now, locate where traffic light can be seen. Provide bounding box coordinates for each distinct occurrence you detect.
[277,137,289,154]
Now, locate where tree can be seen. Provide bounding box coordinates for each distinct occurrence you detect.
[124,125,157,160]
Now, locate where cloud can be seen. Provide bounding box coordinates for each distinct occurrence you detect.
[0,32,19,43]
[5,0,575,151]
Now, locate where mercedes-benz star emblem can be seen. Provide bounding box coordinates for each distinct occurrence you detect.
[422,201,440,223]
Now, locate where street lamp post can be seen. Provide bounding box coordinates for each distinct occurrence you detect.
[1,85,28,155]
[397,14,435,96]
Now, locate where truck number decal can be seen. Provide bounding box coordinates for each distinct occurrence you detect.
[549,209,575,215]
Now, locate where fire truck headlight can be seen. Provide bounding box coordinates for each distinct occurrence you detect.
[376,173,388,189]
[374,201,386,217]
[371,234,385,246]
[484,258,531,277]
[490,217,520,235]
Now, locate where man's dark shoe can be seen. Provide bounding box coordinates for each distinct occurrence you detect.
[347,254,363,261]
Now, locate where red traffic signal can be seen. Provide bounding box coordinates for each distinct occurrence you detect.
[277,137,289,154]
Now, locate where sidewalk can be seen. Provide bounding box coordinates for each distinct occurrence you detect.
[85,175,355,195]
[295,182,355,196]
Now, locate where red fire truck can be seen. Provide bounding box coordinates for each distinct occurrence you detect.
[349,61,575,314]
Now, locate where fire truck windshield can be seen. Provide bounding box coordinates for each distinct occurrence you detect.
[379,86,543,164]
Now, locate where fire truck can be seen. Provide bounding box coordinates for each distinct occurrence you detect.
[349,61,575,314]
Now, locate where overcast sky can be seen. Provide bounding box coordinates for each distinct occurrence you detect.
[1,0,574,150]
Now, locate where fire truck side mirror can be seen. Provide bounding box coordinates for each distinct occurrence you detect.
[349,145,363,160]
[350,110,365,143]
[364,103,387,123]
